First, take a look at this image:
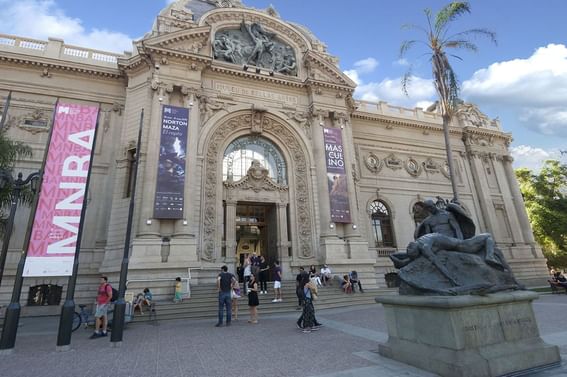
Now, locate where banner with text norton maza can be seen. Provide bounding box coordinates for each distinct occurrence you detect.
[323,127,351,223]
[154,105,189,219]
[24,102,99,277]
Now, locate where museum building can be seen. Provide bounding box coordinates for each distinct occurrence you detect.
[0,0,548,302]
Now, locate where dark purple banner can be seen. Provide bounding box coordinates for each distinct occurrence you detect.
[323,127,351,223]
[154,105,189,219]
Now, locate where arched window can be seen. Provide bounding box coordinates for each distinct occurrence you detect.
[369,200,395,247]
[222,136,287,184]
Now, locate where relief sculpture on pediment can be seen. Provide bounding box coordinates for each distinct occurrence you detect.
[212,21,297,75]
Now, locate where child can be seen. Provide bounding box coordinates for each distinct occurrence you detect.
[174,277,183,303]
[231,285,241,320]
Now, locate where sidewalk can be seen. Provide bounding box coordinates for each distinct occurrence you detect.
[1,294,566,377]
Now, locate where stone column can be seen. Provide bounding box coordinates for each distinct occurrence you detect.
[503,155,536,244]
[276,203,289,262]
[466,151,498,235]
[224,200,238,265]
[492,155,523,243]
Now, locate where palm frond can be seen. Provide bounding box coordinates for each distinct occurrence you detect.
[435,2,471,35]
[444,40,479,52]
[401,69,414,97]
[446,28,497,45]
[399,40,417,58]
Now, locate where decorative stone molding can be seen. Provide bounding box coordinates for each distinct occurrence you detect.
[198,95,228,125]
[224,159,289,192]
[404,157,422,177]
[456,102,499,129]
[6,108,51,134]
[385,153,402,170]
[364,152,383,173]
[202,112,313,261]
[440,161,451,179]
[423,157,440,173]
[284,110,310,138]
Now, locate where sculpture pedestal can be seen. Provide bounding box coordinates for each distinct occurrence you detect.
[376,291,560,377]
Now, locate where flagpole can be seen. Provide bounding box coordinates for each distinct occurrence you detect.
[0,98,59,353]
[0,91,12,131]
[56,105,102,350]
[111,108,144,345]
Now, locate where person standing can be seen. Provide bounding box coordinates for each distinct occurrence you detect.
[250,251,261,280]
[243,256,252,294]
[259,255,269,294]
[301,279,318,333]
[247,274,260,324]
[216,265,236,327]
[272,260,283,302]
[90,276,113,339]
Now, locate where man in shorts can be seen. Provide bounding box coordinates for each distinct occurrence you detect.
[90,276,113,339]
[272,260,283,302]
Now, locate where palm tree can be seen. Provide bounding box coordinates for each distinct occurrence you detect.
[400,1,496,202]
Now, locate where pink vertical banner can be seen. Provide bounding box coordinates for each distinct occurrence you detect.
[23,102,99,277]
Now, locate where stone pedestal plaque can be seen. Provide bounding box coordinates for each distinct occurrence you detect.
[376,291,560,377]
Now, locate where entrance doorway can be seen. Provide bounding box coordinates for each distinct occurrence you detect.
[235,202,278,275]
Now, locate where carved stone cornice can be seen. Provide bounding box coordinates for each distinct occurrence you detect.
[304,51,356,91]
[136,44,212,67]
[209,64,303,87]
[0,53,123,80]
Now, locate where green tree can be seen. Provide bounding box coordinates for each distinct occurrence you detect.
[400,1,496,201]
[0,127,33,236]
[516,160,567,269]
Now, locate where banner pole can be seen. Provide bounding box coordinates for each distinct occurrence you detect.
[0,91,12,131]
[111,108,144,345]
[0,98,59,353]
[56,105,102,350]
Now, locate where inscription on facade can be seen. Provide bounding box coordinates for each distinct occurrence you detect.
[214,82,298,106]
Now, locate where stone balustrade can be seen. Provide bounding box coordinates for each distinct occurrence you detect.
[0,33,128,68]
[355,99,443,125]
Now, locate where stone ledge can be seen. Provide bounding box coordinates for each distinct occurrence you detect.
[376,290,538,308]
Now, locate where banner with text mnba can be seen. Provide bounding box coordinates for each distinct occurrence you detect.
[323,127,351,223]
[23,103,99,277]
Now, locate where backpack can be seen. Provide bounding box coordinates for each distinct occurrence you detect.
[107,284,119,302]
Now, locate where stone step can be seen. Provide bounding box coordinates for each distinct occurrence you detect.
[130,287,393,323]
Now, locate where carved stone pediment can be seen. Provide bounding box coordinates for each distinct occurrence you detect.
[456,102,498,129]
[143,27,211,56]
[304,51,356,89]
[224,159,288,193]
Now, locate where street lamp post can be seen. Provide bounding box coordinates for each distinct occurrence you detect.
[0,170,40,287]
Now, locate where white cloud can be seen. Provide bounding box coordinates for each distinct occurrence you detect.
[0,0,133,53]
[353,57,378,74]
[510,145,562,171]
[394,58,409,66]
[463,44,567,138]
[344,56,435,108]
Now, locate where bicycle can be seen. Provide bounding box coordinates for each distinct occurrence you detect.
[72,304,94,332]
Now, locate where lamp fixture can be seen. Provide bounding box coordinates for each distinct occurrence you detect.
[352,224,357,230]
[329,222,335,229]
[146,219,152,225]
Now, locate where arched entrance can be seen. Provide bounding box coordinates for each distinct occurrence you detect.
[199,111,316,271]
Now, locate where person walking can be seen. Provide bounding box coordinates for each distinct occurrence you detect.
[247,274,260,324]
[295,267,308,310]
[90,276,113,339]
[259,255,269,294]
[301,279,318,333]
[272,260,283,302]
[216,265,236,327]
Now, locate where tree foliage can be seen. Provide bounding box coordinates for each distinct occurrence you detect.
[0,127,34,236]
[516,160,567,268]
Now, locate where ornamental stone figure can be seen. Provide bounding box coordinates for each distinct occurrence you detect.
[390,198,524,295]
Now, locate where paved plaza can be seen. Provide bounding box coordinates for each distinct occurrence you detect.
[1,293,567,377]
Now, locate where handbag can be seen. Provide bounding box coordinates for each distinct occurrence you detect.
[231,288,241,299]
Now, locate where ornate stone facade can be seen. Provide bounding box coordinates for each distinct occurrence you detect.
[0,0,549,304]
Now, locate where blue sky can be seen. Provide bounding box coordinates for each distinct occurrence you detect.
[1,0,565,170]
